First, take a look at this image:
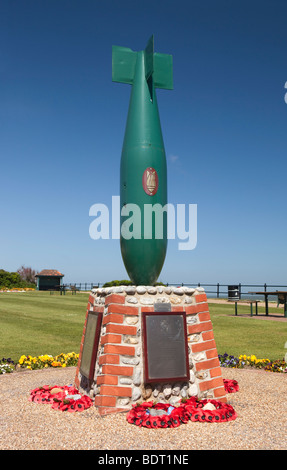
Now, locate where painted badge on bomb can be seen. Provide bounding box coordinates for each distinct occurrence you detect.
[142,167,159,196]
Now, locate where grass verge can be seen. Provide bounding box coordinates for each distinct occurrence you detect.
[0,292,286,363]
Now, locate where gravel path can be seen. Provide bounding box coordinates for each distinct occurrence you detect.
[1,366,286,451]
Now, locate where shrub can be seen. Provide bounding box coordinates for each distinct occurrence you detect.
[102,280,166,287]
[103,280,133,287]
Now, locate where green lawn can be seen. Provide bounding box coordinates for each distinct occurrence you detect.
[0,291,286,363]
[0,291,89,361]
[209,302,287,361]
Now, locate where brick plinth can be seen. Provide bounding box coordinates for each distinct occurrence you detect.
[74,286,227,415]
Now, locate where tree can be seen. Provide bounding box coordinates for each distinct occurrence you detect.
[0,269,22,289]
[17,266,38,285]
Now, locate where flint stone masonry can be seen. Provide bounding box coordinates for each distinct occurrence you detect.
[74,285,227,416]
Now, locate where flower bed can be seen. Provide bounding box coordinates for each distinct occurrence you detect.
[18,352,79,370]
[1,351,286,375]
[0,287,35,292]
[0,358,15,374]
[219,353,287,373]
[0,352,79,374]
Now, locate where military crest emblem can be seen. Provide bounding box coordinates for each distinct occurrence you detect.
[142,167,159,196]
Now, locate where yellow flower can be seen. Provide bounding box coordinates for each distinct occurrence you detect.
[19,355,26,365]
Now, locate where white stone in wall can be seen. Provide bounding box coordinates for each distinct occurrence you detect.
[196,370,208,380]
[188,356,194,369]
[163,384,172,398]
[147,287,157,294]
[132,386,142,401]
[121,357,140,365]
[188,383,198,397]
[189,334,201,342]
[156,296,170,303]
[152,385,161,397]
[186,316,197,324]
[140,297,154,305]
[193,351,206,361]
[181,388,188,398]
[169,396,181,406]
[142,385,152,399]
[118,398,130,406]
[113,286,125,293]
[171,383,181,396]
[183,287,196,295]
[123,336,138,344]
[125,316,138,325]
[136,286,146,294]
[126,296,138,304]
[132,367,141,386]
[173,287,184,295]
[119,378,132,385]
[189,369,196,383]
[125,286,136,295]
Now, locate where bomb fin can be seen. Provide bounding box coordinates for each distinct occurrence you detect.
[112,46,137,85]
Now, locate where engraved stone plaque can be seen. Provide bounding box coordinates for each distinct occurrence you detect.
[80,310,102,380]
[154,302,171,312]
[142,312,189,383]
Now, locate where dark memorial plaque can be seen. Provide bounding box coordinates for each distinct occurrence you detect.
[80,310,102,380]
[142,312,190,383]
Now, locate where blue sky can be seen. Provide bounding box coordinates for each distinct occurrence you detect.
[1,0,287,286]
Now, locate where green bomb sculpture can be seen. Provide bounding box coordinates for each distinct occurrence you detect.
[112,36,173,286]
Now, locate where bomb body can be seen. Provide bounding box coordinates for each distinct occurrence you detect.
[113,36,173,285]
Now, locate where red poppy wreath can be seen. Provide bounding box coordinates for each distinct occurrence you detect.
[29,385,93,412]
[181,396,237,423]
[126,401,188,428]
[127,397,237,428]
[126,379,238,428]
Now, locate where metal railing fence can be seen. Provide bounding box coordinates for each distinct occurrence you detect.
[62,282,287,300]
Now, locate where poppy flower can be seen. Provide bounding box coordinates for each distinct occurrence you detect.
[172,406,188,425]
[224,379,239,393]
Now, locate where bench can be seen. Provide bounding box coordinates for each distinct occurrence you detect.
[230,299,260,316]
[277,294,285,307]
[49,286,66,295]
[70,285,77,295]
